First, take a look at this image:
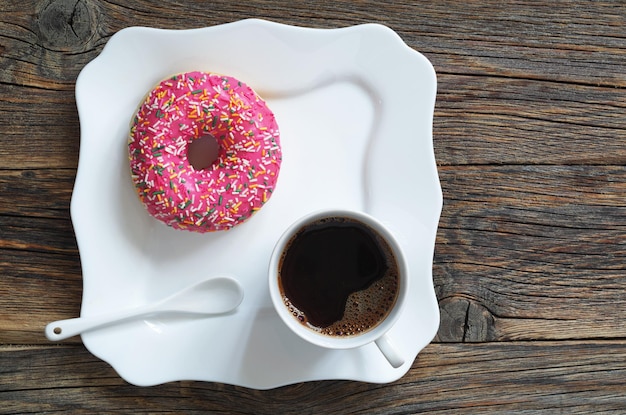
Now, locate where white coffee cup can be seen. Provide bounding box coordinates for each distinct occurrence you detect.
[268,209,408,368]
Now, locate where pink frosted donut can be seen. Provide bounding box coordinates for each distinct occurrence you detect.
[128,71,281,232]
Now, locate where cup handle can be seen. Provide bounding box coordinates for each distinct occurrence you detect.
[375,334,404,368]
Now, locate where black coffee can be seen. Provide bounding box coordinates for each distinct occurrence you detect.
[278,217,399,337]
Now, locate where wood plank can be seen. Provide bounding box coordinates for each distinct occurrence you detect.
[3,74,625,169]
[0,215,76,255]
[3,73,625,169]
[1,2,624,168]
[1,166,625,344]
[0,342,624,414]
[407,2,626,87]
[3,1,622,89]
[0,86,80,169]
[0,169,74,218]
[434,75,626,165]
[0,249,82,343]
[435,165,626,341]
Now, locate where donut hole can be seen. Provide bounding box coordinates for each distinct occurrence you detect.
[187,134,220,170]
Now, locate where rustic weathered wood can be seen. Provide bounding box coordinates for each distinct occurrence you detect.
[3,165,625,344]
[1,2,625,168]
[434,75,626,165]
[434,165,626,341]
[0,169,74,218]
[1,0,626,413]
[1,342,624,414]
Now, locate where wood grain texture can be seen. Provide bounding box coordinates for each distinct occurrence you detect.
[3,165,625,344]
[1,0,626,413]
[434,75,626,165]
[1,342,625,414]
[1,1,625,167]
[434,165,626,341]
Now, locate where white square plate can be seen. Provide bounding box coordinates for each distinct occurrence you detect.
[71,19,442,389]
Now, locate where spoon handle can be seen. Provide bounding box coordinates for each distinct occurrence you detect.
[45,305,153,341]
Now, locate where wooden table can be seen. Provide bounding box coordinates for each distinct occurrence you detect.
[2,1,625,413]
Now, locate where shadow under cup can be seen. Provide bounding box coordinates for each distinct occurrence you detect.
[268,210,409,368]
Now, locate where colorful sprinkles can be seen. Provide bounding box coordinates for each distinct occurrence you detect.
[128,71,282,232]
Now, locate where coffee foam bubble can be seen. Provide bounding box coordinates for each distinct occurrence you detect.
[317,257,399,337]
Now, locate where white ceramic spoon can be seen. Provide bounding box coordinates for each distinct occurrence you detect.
[45,276,244,341]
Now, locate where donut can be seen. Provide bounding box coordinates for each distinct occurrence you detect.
[128,71,281,232]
